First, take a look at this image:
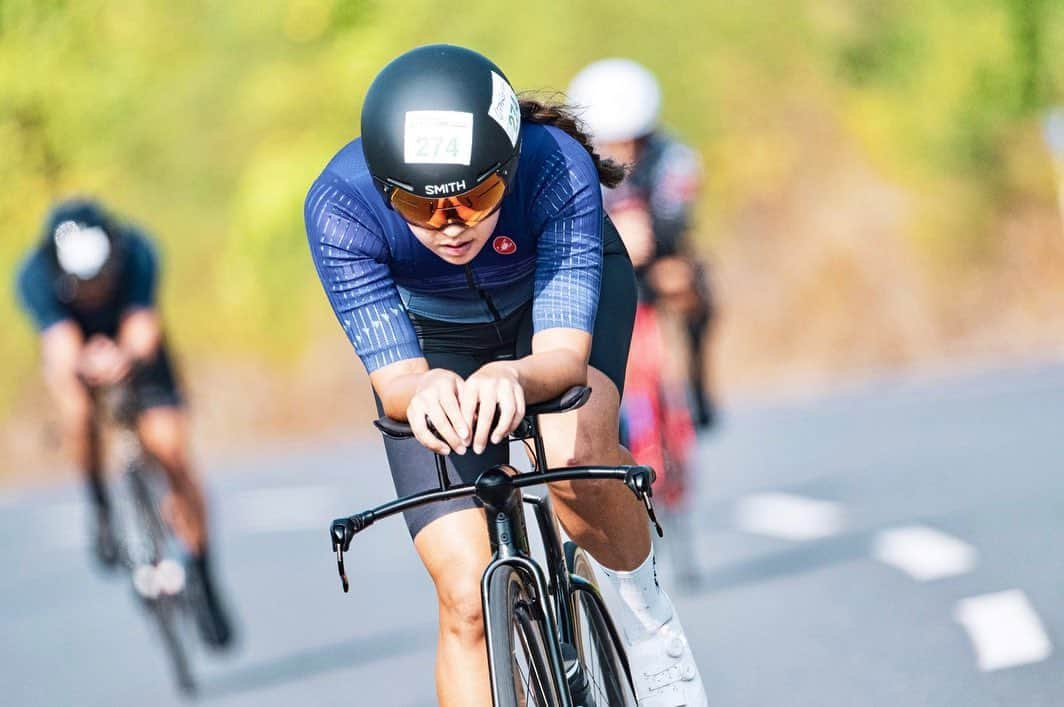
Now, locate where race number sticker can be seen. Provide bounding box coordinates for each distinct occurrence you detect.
[488,71,520,147]
[404,111,474,165]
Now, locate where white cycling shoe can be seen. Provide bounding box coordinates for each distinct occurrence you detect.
[624,614,708,707]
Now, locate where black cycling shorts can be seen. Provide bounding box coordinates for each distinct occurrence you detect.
[129,345,184,412]
[379,218,637,538]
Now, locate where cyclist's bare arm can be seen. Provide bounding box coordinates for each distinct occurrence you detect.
[40,321,85,397]
[117,307,162,363]
[502,327,591,403]
[38,323,94,463]
[368,328,591,454]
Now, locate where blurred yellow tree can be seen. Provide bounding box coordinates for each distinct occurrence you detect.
[2,0,1061,419]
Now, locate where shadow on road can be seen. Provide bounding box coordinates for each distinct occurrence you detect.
[198,624,436,700]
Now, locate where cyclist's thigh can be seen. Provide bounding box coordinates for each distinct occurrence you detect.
[376,351,510,540]
[136,405,189,468]
[537,365,624,469]
[412,506,492,609]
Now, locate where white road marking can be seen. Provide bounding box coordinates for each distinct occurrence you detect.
[733,492,845,541]
[872,525,977,581]
[230,485,342,534]
[953,590,1052,671]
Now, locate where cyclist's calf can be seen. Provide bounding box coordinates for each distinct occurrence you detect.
[136,407,207,553]
[537,369,652,571]
[136,407,188,472]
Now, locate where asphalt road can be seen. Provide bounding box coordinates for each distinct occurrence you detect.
[2,362,1063,706]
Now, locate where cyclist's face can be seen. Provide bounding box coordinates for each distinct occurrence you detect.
[406,210,501,265]
[69,272,118,309]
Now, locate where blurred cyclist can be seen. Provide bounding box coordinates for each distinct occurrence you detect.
[569,59,716,586]
[14,198,232,648]
[568,58,717,432]
[306,45,708,706]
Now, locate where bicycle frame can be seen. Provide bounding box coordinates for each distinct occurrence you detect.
[330,404,661,706]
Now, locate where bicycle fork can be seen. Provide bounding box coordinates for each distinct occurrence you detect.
[478,465,576,707]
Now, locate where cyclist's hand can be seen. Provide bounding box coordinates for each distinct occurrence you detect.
[407,369,470,455]
[77,336,131,387]
[461,362,526,455]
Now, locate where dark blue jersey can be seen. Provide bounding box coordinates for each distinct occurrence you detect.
[305,122,605,373]
[603,131,701,258]
[15,229,159,337]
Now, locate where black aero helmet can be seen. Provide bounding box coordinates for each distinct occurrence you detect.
[41,198,124,282]
[361,44,521,210]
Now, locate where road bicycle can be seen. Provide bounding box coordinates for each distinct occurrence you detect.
[93,383,205,694]
[330,385,664,706]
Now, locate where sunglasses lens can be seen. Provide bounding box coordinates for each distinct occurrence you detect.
[390,172,507,229]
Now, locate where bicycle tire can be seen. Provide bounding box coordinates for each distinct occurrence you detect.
[564,541,638,707]
[486,565,563,707]
[127,466,196,694]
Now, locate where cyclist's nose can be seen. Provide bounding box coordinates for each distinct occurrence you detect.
[439,224,467,238]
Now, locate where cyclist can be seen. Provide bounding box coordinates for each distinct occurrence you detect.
[568,58,717,432]
[306,45,708,707]
[568,59,713,587]
[14,198,232,648]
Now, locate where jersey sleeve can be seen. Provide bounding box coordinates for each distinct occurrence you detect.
[529,135,604,334]
[123,232,159,310]
[15,252,71,332]
[305,179,423,373]
[648,141,701,257]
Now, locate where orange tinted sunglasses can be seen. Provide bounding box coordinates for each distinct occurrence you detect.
[389,172,507,230]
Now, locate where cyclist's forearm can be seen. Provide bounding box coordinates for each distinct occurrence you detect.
[501,348,588,404]
[369,357,433,421]
[117,308,162,363]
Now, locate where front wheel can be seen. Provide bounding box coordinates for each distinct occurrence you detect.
[126,466,196,694]
[486,565,563,707]
[565,541,639,707]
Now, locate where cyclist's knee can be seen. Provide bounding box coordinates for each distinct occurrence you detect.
[541,371,622,468]
[414,510,491,646]
[552,424,603,468]
[137,407,188,470]
[436,571,485,644]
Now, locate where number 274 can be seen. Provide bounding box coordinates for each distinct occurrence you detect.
[416,136,460,158]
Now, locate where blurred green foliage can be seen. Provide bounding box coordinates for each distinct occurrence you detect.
[2,0,1061,414]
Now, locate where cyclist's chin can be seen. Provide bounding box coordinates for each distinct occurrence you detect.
[433,238,488,264]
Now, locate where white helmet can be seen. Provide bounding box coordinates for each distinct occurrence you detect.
[54,221,112,279]
[567,58,661,143]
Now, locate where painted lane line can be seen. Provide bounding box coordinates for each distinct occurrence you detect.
[953,590,1052,671]
[230,484,343,534]
[872,525,977,581]
[733,493,845,541]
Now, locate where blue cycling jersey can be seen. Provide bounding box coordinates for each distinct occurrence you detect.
[15,229,159,337]
[305,122,605,373]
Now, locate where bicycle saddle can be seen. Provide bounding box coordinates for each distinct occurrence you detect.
[373,385,592,440]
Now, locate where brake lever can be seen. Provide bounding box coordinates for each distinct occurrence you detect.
[330,512,378,593]
[624,466,664,537]
[643,492,664,538]
[330,518,351,593]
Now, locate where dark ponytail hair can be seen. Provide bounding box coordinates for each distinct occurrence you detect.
[519,97,626,188]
